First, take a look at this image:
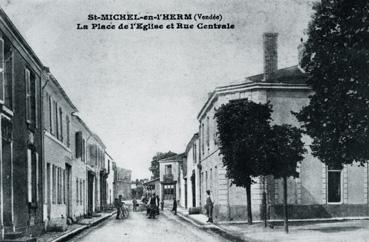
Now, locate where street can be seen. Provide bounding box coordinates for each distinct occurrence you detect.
[68,210,230,242]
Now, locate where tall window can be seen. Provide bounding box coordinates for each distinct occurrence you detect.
[30,71,36,124]
[4,39,13,109]
[206,171,208,190]
[59,108,63,142]
[76,178,79,205]
[80,180,83,205]
[54,101,58,138]
[193,143,197,164]
[27,149,39,204]
[206,117,210,148]
[201,123,205,154]
[165,164,172,175]
[52,165,56,204]
[328,165,342,203]
[49,95,53,133]
[66,115,70,147]
[57,168,60,204]
[82,138,86,162]
[210,168,213,192]
[63,170,66,204]
[25,69,37,125]
[83,180,85,207]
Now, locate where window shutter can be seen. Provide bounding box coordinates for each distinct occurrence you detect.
[36,152,39,202]
[75,131,82,158]
[25,69,31,122]
[0,38,4,104]
[27,149,32,203]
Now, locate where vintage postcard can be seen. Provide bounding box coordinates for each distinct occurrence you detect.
[0,0,366,241]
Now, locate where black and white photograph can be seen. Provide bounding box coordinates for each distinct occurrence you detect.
[0,0,367,241]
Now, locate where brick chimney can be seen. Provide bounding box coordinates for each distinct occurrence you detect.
[263,32,278,81]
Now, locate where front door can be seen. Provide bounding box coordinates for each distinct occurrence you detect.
[191,172,196,207]
[66,164,72,218]
[2,117,13,230]
[88,173,94,216]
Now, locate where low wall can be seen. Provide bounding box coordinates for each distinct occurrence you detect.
[269,204,369,219]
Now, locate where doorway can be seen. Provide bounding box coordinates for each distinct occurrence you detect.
[65,164,72,218]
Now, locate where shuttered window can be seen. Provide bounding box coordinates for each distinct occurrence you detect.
[59,108,63,142]
[25,69,31,122]
[4,39,13,109]
[66,115,70,147]
[0,37,4,104]
[49,95,53,133]
[75,131,82,158]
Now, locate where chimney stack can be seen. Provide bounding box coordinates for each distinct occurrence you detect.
[263,32,278,81]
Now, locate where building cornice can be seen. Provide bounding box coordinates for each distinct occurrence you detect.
[197,82,311,121]
[0,8,43,72]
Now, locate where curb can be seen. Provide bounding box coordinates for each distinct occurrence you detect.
[173,211,247,242]
[49,212,116,242]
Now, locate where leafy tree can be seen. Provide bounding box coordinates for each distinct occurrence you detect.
[296,0,369,169]
[149,151,177,179]
[215,99,274,224]
[270,124,306,233]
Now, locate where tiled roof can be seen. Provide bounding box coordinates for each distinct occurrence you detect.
[245,65,307,84]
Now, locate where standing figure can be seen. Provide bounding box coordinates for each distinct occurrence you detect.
[132,197,138,212]
[205,190,213,223]
[118,195,124,219]
[156,195,160,215]
[172,196,177,215]
[114,198,120,219]
[146,194,151,216]
[149,193,158,219]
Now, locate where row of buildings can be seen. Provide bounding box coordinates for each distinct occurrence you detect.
[158,32,368,222]
[0,8,130,239]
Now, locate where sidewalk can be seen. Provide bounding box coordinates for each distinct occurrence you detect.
[173,207,244,241]
[37,211,116,242]
[174,207,369,242]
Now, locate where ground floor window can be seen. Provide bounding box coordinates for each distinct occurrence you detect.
[27,149,39,204]
[327,165,342,203]
[163,184,175,200]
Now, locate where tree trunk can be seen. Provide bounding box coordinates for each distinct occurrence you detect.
[246,183,253,225]
[283,176,289,233]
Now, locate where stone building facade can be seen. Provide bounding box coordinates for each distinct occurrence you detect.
[0,7,122,239]
[185,133,201,209]
[195,32,369,221]
[42,70,78,228]
[0,8,44,238]
[158,154,185,206]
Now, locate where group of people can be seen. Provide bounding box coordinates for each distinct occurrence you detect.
[145,193,160,219]
[114,190,213,223]
[114,195,127,219]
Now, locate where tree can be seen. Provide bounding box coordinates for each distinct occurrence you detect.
[295,1,369,169]
[269,124,306,233]
[149,151,177,179]
[215,99,274,224]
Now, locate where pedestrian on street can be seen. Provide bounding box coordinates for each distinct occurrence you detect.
[146,194,151,216]
[156,195,160,215]
[205,190,213,223]
[148,193,158,219]
[132,197,138,212]
[114,198,120,219]
[172,196,177,215]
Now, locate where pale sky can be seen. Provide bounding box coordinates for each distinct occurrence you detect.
[1,0,316,179]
